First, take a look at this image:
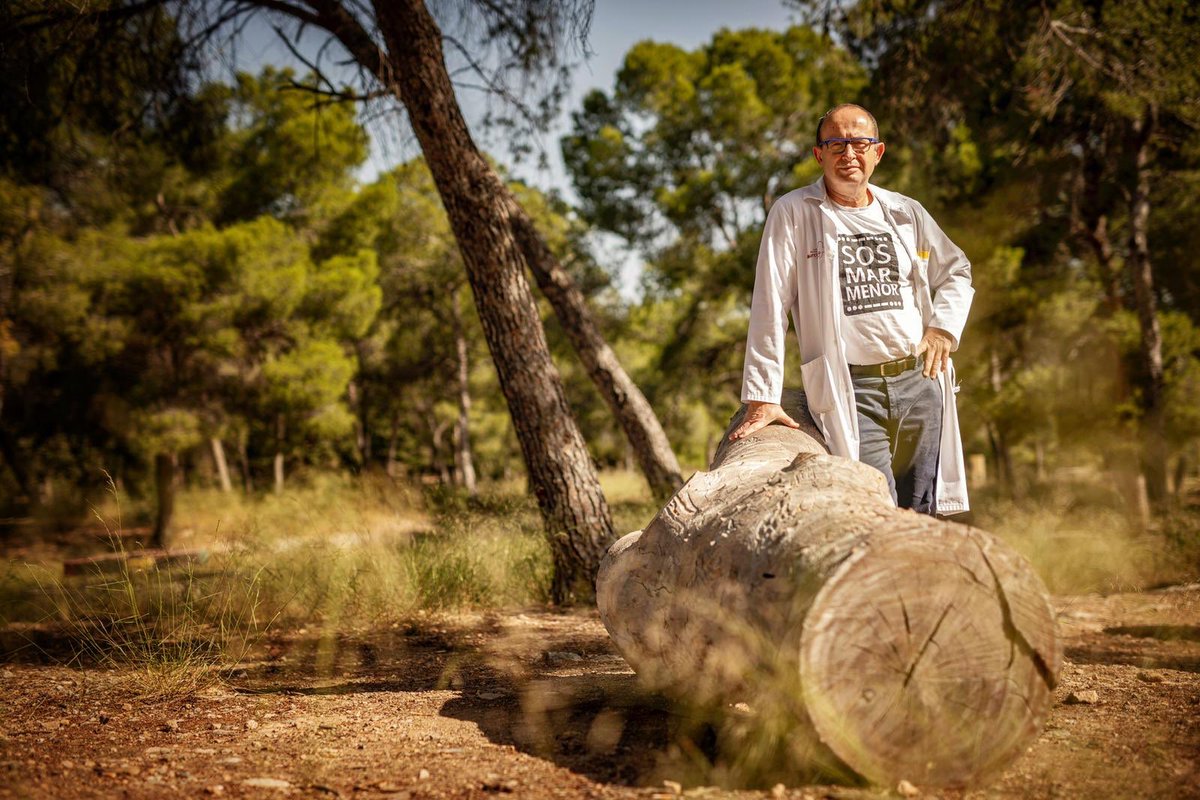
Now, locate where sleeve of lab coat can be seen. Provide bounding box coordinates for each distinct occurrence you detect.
[741,200,798,404]
[914,200,974,349]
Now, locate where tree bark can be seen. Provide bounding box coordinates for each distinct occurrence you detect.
[151,451,177,549]
[508,208,683,501]
[597,390,1061,787]
[364,0,613,600]
[1127,107,1168,505]
[451,287,478,498]
[209,437,233,493]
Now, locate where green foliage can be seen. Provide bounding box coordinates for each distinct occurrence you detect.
[562,25,864,464]
[565,26,866,246]
[218,68,369,225]
[3,1,1199,545]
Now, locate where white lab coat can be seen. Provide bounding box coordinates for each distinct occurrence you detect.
[741,178,974,514]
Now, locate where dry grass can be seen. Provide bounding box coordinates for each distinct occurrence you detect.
[3,466,1196,699]
[971,482,1196,595]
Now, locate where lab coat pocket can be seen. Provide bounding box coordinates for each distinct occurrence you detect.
[800,354,836,414]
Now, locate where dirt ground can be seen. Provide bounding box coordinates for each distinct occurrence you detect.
[1,584,1198,800]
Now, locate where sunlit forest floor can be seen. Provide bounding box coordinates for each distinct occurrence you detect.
[1,470,1198,798]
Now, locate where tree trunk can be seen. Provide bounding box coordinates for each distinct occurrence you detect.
[209,437,233,493]
[430,417,451,486]
[597,389,1061,787]
[238,432,253,493]
[508,207,684,501]
[451,287,478,498]
[1127,107,1168,506]
[386,410,400,479]
[273,414,285,495]
[0,428,33,507]
[370,0,613,601]
[348,379,370,467]
[988,349,1015,490]
[151,451,177,549]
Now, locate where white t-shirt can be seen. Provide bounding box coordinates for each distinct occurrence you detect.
[828,199,924,364]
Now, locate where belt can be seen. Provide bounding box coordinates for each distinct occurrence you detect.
[848,354,919,378]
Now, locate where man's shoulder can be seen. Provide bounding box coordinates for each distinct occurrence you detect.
[871,184,936,220]
[770,182,824,213]
[871,184,919,209]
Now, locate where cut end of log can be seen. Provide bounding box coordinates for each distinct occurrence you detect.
[799,527,1060,787]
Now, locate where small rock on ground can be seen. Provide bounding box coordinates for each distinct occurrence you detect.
[242,777,292,789]
[1065,690,1100,705]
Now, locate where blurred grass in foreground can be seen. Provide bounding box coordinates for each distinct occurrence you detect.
[1,467,1196,695]
[0,470,659,687]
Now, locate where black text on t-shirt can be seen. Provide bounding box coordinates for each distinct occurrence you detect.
[838,232,903,316]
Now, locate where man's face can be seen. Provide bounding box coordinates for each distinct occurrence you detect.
[813,108,885,193]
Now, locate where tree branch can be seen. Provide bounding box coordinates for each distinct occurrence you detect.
[280,78,387,104]
[0,0,169,42]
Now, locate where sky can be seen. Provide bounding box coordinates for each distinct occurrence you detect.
[216,0,802,295]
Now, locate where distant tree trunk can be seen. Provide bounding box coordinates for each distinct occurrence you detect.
[369,0,613,600]
[273,414,286,494]
[238,432,253,493]
[509,208,684,501]
[386,409,400,479]
[450,288,478,498]
[1086,213,1123,315]
[988,349,1014,490]
[1072,136,1124,318]
[151,451,177,549]
[1127,108,1168,506]
[348,379,370,467]
[430,417,451,485]
[0,428,33,506]
[209,437,233,493]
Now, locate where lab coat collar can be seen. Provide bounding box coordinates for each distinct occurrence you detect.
[802,178,910,218]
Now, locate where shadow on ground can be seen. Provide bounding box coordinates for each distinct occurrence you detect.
[1064,624,1200,673]
[219,612,857,792]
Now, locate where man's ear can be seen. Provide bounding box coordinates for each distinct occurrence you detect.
[813,145,823,165]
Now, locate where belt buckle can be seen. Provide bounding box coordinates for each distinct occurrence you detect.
[882,359,905,377]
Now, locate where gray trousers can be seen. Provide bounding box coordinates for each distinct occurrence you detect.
[851,365,943,515]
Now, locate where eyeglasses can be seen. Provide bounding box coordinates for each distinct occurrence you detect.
[818,137,881,154]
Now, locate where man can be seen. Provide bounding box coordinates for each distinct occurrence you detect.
[730,104,973,515]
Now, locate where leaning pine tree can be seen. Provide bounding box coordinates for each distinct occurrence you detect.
[17,0,684,596]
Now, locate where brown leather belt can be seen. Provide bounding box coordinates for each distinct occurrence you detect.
[848,354,919,378]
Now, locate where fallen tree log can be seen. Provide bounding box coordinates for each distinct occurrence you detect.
[596,389,1061,788]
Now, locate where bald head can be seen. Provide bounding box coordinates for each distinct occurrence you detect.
[816,104,879,143]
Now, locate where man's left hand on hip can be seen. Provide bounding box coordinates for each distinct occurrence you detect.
[916,327,954,379]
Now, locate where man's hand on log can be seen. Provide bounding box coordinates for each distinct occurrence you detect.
[916,327,955,379]
[729,400,801,441]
